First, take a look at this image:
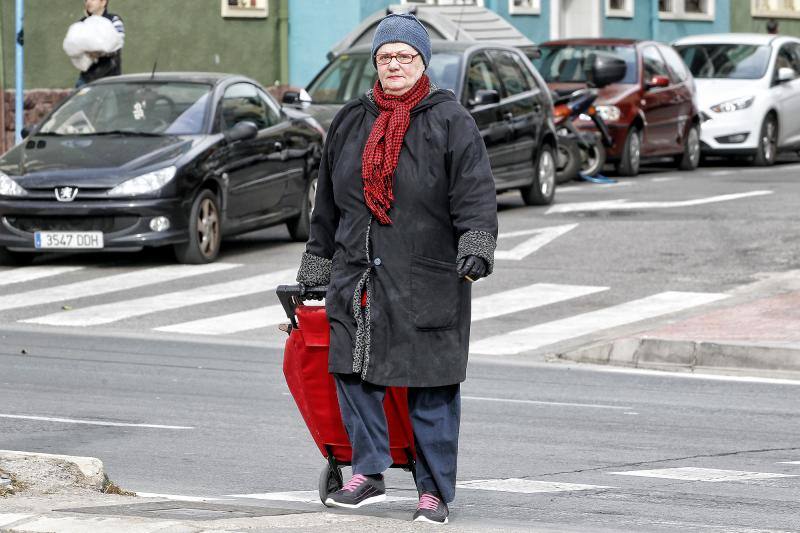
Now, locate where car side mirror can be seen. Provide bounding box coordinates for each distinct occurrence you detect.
[469,89,500,107]
[646,75,670,90]
[587,52,627,88]
[777,67,796,83]
[20,126,30,139]
[282,91,300,104]
[225,121,258,142]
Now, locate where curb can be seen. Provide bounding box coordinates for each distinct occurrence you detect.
[0,450,106,490]
[554,336,800,379]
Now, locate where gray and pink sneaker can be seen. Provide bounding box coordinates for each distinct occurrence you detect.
[325,474,386,508]
[413,492,449,524]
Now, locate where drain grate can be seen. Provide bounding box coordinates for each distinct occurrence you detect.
[58,501,314,521]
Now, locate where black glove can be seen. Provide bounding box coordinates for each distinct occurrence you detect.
[456,255,487,282]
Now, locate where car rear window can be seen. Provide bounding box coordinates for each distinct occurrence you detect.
[534,45,638,84]
[307,52,462,104]
[674,44,771,80]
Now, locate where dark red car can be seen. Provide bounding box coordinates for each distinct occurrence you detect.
[534,38,701,176]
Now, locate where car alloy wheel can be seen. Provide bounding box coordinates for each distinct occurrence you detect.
[677,125,700,171]
[287,173,317,242]
[520,145,556,206]
[755,115,777,166]
[196,196,221,259]
[616,128,641,177]
[174,189,222,264]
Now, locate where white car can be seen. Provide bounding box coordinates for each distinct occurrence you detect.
[673,33,800,166]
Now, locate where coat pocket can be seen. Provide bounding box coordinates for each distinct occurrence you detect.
[410,254,459,330]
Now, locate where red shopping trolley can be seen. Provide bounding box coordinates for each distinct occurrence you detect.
[276,284,417,505]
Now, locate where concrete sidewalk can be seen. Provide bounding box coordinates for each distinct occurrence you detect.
[0,452,538,533]
[556,270,800,378]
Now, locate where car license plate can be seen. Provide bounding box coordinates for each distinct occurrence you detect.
[34,231,104,249]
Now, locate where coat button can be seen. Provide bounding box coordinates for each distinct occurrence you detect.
[373,257,382,266]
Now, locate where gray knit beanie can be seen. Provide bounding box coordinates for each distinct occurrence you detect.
[371,13,431,68]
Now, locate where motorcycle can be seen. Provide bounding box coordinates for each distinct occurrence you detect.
[553,87,614,182]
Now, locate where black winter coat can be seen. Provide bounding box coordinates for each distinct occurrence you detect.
[296,88,498,387]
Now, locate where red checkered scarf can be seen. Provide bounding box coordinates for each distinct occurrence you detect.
[361,74,431,225]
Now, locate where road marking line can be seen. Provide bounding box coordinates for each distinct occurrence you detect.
[610,467,796,482]
[0,413,193,429]
[462,395,631,410]
[155,304,288,335]
[0,515,33,528]
[22,269,294,327]
[777,461,800,465]
[708,170,732,176]
[557,362,800,386]
[4,515,185,532]
[650,177,679,182]
[558,182,634,192]
[136,492,230,502]
[546,190,773,214]
[0,263,238,312]
[470,291,728,355]
[457,479,613,493]
[228,491,416,503]
[472,283,607,322]
[495,224,578,260]
[0,266,84,287]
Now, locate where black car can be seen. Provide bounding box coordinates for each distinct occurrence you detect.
[0,73,323,265]
[285,41,558,207]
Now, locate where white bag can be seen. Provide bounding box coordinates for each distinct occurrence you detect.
[63,15,123,72]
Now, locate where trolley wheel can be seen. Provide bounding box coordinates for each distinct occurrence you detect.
[319,463,343,506]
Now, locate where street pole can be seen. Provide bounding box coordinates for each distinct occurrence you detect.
[14,0,23,144]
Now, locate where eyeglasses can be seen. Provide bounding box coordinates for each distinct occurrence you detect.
[375,52,419,65]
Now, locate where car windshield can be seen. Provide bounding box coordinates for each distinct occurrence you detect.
[534,45,638,84]
[38,82,212,135]
[675,44,771,80]
[307,52,462,104]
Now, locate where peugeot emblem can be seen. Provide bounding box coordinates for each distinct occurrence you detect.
[55,186,78,202]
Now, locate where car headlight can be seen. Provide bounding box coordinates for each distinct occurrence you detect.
[107,166,177,197]
[710,96,755,113]
[0,172,27,197]
[595,105,621,122]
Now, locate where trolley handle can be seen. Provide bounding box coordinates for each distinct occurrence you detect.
[276,284,327,329]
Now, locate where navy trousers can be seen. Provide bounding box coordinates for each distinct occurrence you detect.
[334,373,461,503]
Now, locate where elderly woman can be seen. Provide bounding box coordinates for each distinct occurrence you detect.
[296,13,497,524]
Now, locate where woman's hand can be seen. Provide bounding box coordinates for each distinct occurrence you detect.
[457,255,487,282]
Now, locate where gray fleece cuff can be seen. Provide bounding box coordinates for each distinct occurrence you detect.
[457,230,496,275]
[296,252,332,286]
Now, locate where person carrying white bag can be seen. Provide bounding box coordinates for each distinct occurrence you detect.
[63,0,125,87]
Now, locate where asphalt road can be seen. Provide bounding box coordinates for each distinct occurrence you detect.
[2,331,800,531]
[2,159,800,530]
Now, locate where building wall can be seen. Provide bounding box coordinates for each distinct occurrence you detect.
[603,1,729,42]
[730,1,800,34]
[1,0,283,90]
[485,0,550,45]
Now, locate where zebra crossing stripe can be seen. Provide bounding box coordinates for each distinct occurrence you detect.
[154,304,288,335]
[157,283,606,336]
[22,269,295,327]
[0,266,84,287]
[610,467,797,482]
[0,263,238,312]
[470,291,728,355]
[457,478,613,493]
[472,283,607,322]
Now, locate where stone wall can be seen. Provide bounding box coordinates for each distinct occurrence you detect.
[2,89,72,153]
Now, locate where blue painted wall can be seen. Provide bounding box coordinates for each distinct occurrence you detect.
[288,0,730,87]
[484,0,550,45]
[602,0,730,42]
